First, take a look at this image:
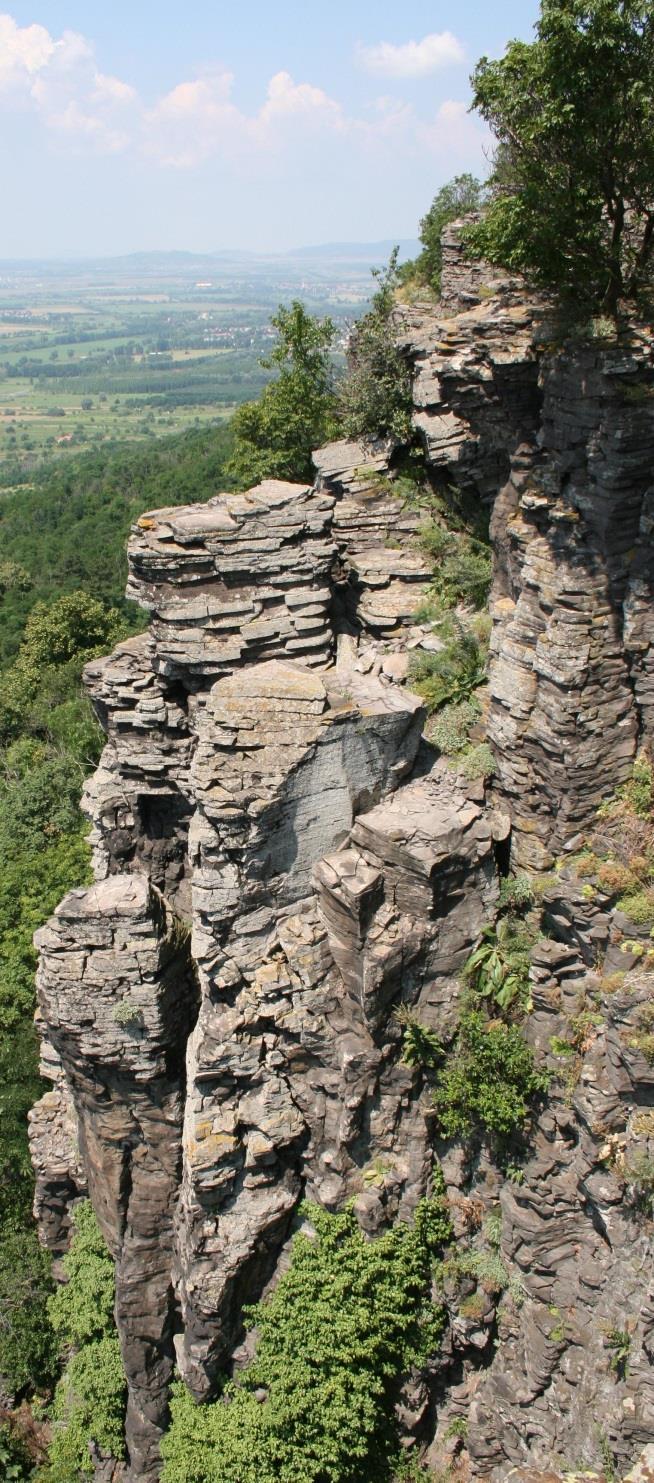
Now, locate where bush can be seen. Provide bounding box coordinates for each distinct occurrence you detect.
[0,1423,32,1482]
[44,1202,126,1479]
[467,0,654,313]
[409,618,487,714]
[616,889,654,927]
[457,743,495,782]
[419,522,492,611]
[161,1190,452,1483]
[399,175,487,295]
[433,1010,549,1140]
[424,699,480,755]
[227,302,338,488]
[339,252,413,443]
[464,917,533,1014]
[0,1230,57,1399]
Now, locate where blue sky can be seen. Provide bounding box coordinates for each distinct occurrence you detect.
[2,2,540,257]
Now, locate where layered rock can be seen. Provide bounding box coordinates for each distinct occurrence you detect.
[29,227,654,1483]
[488,339,654,868]
[33,876,197,1479]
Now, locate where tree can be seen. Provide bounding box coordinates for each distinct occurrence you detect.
[227,302,338,487]
[339,250,413,442]
[401,175,486,293]
[468,0,654,312]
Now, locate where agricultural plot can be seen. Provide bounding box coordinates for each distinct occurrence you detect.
[0,248,375,472]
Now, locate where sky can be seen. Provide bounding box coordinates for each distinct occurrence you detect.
[1,1,541,258]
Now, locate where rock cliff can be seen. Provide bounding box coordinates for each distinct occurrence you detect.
[30,233,654,1480]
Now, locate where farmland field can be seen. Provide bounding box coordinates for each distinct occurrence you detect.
[0,242,401,474]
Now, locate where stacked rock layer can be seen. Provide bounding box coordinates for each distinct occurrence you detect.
[30,234,654,1481]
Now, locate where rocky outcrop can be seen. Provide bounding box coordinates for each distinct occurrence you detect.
[487,339,654,868]
[30,225,654,1483]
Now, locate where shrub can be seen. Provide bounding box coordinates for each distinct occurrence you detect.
[45,1202,126,1479]
[339,251,413,443]
[161,1189,452,1483]
[463,918,533,1014]
[418,522,492,612]
[424,699,479,756]
[0,1423,32,1482]
[111,999,143,1028]
[227,302,338,487]
[622,753,654,819]
[0,1230,57,1398]
[433,1010,549,1140]
[398,174,486,295]
[394,1006,443,1070]
[616,889,654,927]
[457,743,495,782]
[498,875,534,913]
[409,619,487,714]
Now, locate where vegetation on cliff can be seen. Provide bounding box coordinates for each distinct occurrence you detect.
[398,175,486,296]
[468,0,654,311]
[162,1187,452,1483]
[40,1202,126,1481]
[0,424,233,1470]
[227,301,339,486]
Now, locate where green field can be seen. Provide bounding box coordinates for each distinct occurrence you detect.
[0,250,370,472]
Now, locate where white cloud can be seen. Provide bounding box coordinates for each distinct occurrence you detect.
[418,99,490,162]
[357,31,465,78]
[0,13,55,82]
[0,10,488,186]
[92,72,137,105]
[259,71,343,130]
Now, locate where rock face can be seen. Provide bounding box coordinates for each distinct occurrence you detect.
[30,226,654,1482]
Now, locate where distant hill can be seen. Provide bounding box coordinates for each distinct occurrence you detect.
[0,241,421,275]
[285,240,420,261]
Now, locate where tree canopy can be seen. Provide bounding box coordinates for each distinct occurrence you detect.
[401,174,486,294]
[468,0,654,312]
[227,301,338,487]
[339,250,413,442]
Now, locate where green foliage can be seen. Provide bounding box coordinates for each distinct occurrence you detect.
[48,1202,116,1349]
[433,1010,549,1140]
[0,1229,57,1398]
[0,1423,33,1482]
[161,1188,452,1483]
[0,593,124,741]
[498,874,535,913]
[624,1150,654,1214]
[45,1202,126,1479]
[424,699,480,756]
[399,176,486,294]
[0,422,234,665]
[46,1335,126,1480]
[621,752,654,818]
[605,1327,631,1379]
[409,618,487,714]
[227,301,338,487]
[419,521,492,611]
[339,251,413,442]
[464,919,533,1014]
[616,888,654,926]
[467,0,654,312]
[457,744,495,782]
[394,1005,444,1070]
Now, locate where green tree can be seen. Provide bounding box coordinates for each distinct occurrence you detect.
[402,175,486,293]
[0,592,123,741]
[468,0,654,312]
[43,1202,126,1481]
[227,301,338,487]
[161,1189,452,1483]
[339,250,413,442]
